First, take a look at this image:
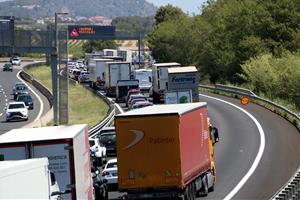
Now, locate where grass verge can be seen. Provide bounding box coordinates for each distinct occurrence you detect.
[25,65,109,128]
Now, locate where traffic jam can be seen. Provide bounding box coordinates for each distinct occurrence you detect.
[0,49,219,200]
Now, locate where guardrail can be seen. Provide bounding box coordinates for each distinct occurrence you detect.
[272,167,300,200]
[199,84,300,129]
[20,62,115,135]
[199,84,300,200]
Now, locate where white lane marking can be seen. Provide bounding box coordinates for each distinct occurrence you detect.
[16,71,43,122]
[5,99,7,102]
[200,94,265,200]
[0,113,2,117]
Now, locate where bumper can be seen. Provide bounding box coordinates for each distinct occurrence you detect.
[6,114,28,121]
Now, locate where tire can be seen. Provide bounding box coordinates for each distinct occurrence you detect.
[202,174,209,196]
[190,182,196,200]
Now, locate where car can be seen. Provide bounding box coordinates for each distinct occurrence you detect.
[78,71,90,83]
[131,100,153,110]
[3,63,13,71]
[101,158,118,187]
[127,94,147,108]
[5,102,28,122]
[13,84,28,100]
[11,57,21,65]
[12,82,27,93]
[98,127,116,156]
[125,89,141,106]
[128,98,149,109]
[89,138,107,167]
[16,93,34,109]
[69,69,81,81]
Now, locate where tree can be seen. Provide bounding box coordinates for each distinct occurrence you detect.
[154,4,186,25]
[82,40,117,53]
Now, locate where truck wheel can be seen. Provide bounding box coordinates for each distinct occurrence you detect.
[202,174,209,196]
[190,182,196,200]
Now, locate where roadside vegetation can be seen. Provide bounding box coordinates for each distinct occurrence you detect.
[147,0,300,113]
[25,65,109,128]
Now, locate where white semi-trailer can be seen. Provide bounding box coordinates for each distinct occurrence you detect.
[104,62,131,97]
[88,58,113,89]
[152,62,181,103]
[0,124,92,200]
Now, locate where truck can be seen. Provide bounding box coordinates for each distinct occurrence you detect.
[118,49,133,63]
[0,124,93,200]
[152,62,181,103]
[104,61,131,97]
[115,103,219,199]
[0,158,60,199]
[116,79,139,103]
[168,66,199,102]
[133,69,152,92]
[88,58,113,89]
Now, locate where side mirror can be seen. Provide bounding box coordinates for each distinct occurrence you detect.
[210,127,219,145]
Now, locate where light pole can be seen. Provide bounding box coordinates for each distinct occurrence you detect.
[53,12,68,125]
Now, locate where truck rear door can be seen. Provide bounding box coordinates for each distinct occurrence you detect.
[159,67,168,90]
[120,63,130,80]
[110,64,120,87]
[32,143,73,200]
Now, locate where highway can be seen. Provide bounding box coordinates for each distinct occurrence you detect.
[0,62,51,135]
[108,92,299,200]
[200,93,300,199]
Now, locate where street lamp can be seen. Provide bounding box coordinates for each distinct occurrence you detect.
[53,12,68,126]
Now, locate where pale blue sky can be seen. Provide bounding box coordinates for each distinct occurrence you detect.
[147,0,207,14]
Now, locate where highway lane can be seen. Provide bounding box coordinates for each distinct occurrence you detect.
[0,62,51,135]
[107,92,299,200]
[200,93,300,200]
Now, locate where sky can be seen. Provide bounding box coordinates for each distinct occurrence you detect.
[147,0,207,15]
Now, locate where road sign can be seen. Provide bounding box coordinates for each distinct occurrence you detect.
[241,96,250,105]
[68,25,116,40]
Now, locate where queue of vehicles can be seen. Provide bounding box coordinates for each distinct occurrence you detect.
[5,82,35,122]
[1,52,219,199]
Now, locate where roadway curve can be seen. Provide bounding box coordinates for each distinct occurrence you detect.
[0,62,51,135]
[201,93,300,200]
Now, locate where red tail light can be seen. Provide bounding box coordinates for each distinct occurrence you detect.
[122,195,129,200]
[102,171,110,176]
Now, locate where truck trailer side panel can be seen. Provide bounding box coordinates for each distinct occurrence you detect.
[73,127,93,200]
[116,115,183,190]
[179,106,211,186]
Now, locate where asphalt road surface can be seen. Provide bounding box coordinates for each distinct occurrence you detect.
[107,92,299,200]
[0,62,51,135]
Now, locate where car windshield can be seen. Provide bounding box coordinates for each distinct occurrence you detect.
[106,162,117,169]
[15,86,26,90]
[17,95,32,102]
[99,134,116,143]
[12,58,19,61]
[8,104,24,109]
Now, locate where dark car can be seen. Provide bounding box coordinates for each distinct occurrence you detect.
[13,85,28,100]
[98,127,116,156]
[3,63,13,71]
[16,93,34,109]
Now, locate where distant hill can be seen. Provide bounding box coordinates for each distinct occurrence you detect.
[0,0,157,19]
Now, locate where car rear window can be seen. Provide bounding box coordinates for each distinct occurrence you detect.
[107,162,117,169]
[8,104,24,109]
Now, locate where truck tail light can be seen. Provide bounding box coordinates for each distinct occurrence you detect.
[102,171,110,176]
[122,195,129,200]
[95,146,99,152]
